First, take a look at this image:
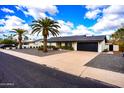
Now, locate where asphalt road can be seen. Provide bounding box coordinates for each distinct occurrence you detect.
[0,52,117,88]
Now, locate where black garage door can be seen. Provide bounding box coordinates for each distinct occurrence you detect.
[77,42,98,52]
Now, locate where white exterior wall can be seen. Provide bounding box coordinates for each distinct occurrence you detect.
[72,42,77,51]
[47,42,77,50]
[22,41,43,48]
[105,44,109,51]
[48,42,57,46]
[61,43,65,46]
[35,41,43,46]
[98,40,106,52]
[113,45,119,51]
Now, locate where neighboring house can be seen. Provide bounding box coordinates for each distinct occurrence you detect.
[22,39,43,48]
[12,35,39,48]
[13,35,32,42]
[47,35,107,52]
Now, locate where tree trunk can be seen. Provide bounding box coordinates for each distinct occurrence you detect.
[18,35,22,49]
[43,35,48,52]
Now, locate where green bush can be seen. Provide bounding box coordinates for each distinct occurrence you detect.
[53,47,59,50]
[38,46,43,51]
[103,49,109,52]
[118,42,124,52]
[119,46,124,52]
[60,46,74,50]
[0,39,17,44]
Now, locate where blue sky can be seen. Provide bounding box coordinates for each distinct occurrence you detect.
[0,5,124,39]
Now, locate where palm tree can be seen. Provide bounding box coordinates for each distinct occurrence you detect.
[12,28,26,49]
[31,17,60,52]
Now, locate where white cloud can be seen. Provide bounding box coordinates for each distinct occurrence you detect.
[85,9,101,19]
[91,5,124,33]
[100,30,115,35]
[0,19,5,25]
[57,20,73,36]
[23,7,47,19]
[0,15,34,39]
[0,15,31,32]
[84,5,107,20]
[72,25,94,35]
[15,5,58,19]
[1,7,14,13]
[103,5,124,14]
[85,5,106,10]
[57,20,94,36]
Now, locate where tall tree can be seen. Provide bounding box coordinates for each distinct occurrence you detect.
[31,17,60,52]
[111,27,124,42]
[12,28,26,49]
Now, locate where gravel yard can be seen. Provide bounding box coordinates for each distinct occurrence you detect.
[12,48,70,57]
[85,53,124,74]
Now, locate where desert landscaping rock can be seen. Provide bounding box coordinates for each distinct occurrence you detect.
[12,48,70,57]
[85,53,124,74]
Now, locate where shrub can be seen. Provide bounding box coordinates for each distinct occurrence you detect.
[47,45,54,49]
[60,46,74,50]
[103,49,109,52]
[53,47,59,50]
[0,39,17,44]
[38,46,43,51]
[118,42,124,52]
[47,45,59,50]
[119,46,124,52]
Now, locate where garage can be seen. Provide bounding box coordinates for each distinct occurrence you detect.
[77,42,98,52]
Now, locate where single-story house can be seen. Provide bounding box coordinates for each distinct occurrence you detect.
[20,35,119,52]
[48,35,107,52]
[22,39,43,48]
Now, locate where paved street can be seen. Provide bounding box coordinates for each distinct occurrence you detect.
[0,52,116,88]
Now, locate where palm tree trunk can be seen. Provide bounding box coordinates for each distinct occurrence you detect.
[43,35,48,52]
[18,35,22,49]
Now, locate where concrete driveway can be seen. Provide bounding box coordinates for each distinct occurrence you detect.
[0,49,98,76]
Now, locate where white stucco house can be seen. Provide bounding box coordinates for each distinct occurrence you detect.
[23,39,43,48]
[47,35,118,52]
[47,35,107,52]
[22,35,119,52]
